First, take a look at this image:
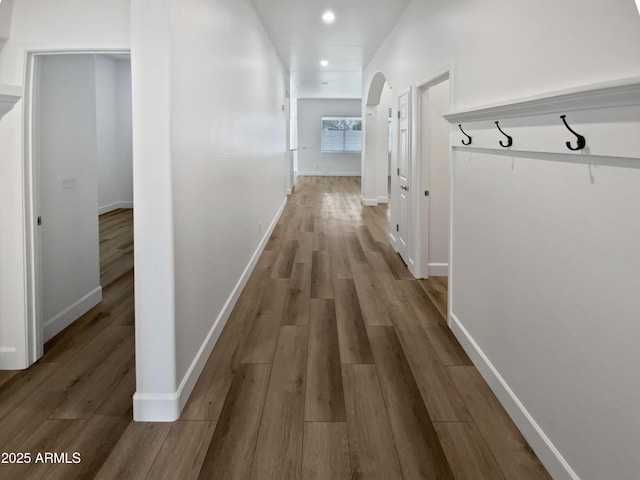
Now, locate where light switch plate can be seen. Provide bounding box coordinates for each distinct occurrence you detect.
[62,178,77,193]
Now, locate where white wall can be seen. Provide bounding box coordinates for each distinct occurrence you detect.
[298,98,362,176]
[132,0,289,420]
[0,0,130,369]
[38,54,102,341]
[375,85,392,201]
[284,93,293,193]
[171,0,288,396]
[116,60,133,203]
[130,0,175,415]
[364,0,640,479]
[290,97,299,183]
[0,0,13,44]
[0,89,23,368]
[362,103,377,201]
[95,55,133,214]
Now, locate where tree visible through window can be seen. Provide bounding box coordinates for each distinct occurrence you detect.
[321,117,363,153]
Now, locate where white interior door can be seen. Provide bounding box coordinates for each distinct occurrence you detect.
[421,78,451,277]
[397,90,410,264]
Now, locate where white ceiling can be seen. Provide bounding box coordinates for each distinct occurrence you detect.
[250,0,410,99]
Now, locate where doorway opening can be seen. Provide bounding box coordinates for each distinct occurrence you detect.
[363,71,392,207]
[415,71,451,279]
[23,50,133,364]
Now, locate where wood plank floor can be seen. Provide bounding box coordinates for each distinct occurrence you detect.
[0,208,136,480]
[0,178,551,479]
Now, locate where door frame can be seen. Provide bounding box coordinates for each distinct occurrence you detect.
[410,65,454,280]
[22,47,131,366]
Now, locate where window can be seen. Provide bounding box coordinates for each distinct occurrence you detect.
[321,117,363,153]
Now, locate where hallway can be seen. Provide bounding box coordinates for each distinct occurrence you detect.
[184,176,551,480]
[0,178,551,479]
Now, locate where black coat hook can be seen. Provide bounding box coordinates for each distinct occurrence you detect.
[495,121,513,148]
[458,124,472,146]
[560,115,585,151]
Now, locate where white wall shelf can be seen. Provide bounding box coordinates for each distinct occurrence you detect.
[443,77,640,160]
[444,76,640,123]
[0,84,22,120]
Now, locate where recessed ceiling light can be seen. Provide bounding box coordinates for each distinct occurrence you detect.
[320,59,329,67]
[322,11,335,24]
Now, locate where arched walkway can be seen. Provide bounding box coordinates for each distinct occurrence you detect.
[361,72,392,206]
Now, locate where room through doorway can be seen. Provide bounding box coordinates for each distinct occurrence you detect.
[25,51,133,361]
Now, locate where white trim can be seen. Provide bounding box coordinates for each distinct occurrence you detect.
[298,172,361,177]
[416,65,451,89]
[412,83,426,278]
[133,391,182,423]
[99,201,134,215]
[0,84,22,120]
[444,76,640,123]
[0,84,23,98]
[376,195,389,204]
[427,263,449,276]
[286,187,294,195]
[23,52,43,367]
[133,196,288,422]
[449,313,580,480]
[0,347,21,370]
[360,195,378,206]
[43,286,102,342]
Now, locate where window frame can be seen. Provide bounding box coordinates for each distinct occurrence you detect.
[320,116,363,154]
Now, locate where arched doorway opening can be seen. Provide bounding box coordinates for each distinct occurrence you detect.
[361,72,392,207]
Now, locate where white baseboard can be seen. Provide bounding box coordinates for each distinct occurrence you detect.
[133,196,288,422]
[298,172,361,177]
[133,391,182,422]
[377,195,389,204]
[449,313,580,480]
[0,346,21,370]
[407,258,417,278]
[360,195,378,206]
[428,263,449,276]
[43,286,102,342]
[286,185,294,195]
[99,201,134,215]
